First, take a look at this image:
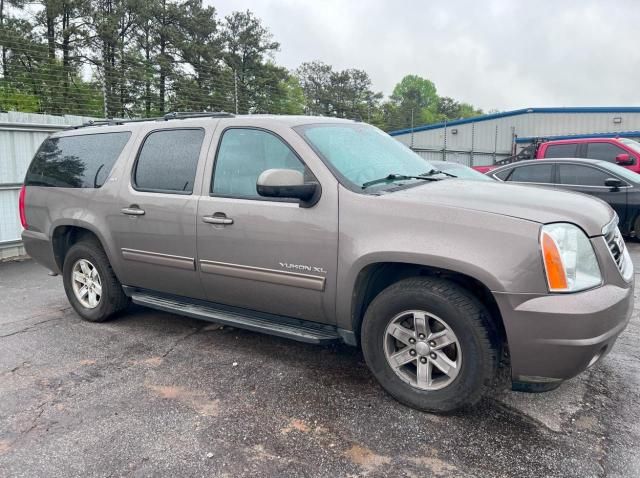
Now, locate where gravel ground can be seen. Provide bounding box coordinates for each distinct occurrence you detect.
[0,245,639,478]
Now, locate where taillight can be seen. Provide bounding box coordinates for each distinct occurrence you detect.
[18,185,28,229]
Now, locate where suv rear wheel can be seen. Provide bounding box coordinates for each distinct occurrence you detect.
[62,239,129,322]
[361,277,500,413]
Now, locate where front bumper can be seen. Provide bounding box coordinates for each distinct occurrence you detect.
[494,281,634,384]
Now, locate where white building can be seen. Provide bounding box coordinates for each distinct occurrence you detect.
[389,107,640,166]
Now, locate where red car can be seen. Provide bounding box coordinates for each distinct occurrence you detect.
[474,136,640,174]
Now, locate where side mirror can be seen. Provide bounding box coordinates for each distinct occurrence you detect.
[605,177,623,189]
[257,169,320,206]
[615,153,633,165]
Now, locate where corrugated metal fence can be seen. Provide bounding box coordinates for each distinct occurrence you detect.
[0,112,94,259]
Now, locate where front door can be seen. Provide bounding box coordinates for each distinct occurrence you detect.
[109,127,210,299]
[554,163,628,224]
[197,126,338,324]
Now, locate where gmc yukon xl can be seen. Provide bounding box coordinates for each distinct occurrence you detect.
[20,113,634,413]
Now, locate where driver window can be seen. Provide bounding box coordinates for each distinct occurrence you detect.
[212,128,307,199]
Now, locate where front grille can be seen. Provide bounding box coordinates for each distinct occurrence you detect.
[604,224,625,273]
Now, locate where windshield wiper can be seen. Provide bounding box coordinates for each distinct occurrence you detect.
[421,168,457,178]
[362,173,440,189]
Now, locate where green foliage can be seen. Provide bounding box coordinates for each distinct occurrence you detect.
[0,1,485,129]
[0,84,39,112]
[437,96,483,121]
[295,61,382,120]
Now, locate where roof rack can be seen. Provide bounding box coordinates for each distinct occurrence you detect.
[162,111,234,120]
[67,111,235,130]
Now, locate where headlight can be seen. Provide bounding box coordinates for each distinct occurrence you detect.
[540,223,602,292]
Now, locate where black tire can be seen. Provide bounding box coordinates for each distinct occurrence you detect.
[361,277,500,413]
[62,238,129,322]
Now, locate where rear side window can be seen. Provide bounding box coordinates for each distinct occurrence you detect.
[25,132,131,188]
[507,164,554,183]
[557,164,612,186]
[584,142,628,162]
[543,144,578,158]
[134,129,204,194]
[493,168,513,180]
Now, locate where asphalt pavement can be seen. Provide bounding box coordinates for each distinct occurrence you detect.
[1,245,639,477]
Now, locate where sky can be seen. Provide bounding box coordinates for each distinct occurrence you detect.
[208,0,640,112]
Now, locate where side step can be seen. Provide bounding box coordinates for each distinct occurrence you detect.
[125,287,342,345]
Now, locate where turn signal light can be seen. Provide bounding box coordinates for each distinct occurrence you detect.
[541,231,568,291]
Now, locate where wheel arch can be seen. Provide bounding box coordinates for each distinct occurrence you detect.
[51,221,117,275]
[348,261,507,349]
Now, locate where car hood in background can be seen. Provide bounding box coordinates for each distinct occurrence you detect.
[385,179,614,237]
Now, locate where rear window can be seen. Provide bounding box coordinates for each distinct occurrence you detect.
[543,144,578,158]
[25,132,131,188]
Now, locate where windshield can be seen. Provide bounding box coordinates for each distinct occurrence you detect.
[619,138,640,154]
[431,161,493,181]
[297,123,436,189]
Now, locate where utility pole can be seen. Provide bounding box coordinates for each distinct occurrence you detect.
[234,70,239,115]
[102,73,108,118]
[410,108,414,149]
[443,119,447,160]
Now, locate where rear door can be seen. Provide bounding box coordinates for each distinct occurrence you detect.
[554,163,628,224]
[196,122,339,324]
[108,125,213,299]
[502,163,555,185]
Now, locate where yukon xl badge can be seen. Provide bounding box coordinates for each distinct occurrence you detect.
[279,262,327,274]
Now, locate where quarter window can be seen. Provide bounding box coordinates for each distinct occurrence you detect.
[134,129,204,194]
[212,128,306,199]
[25,132,131,188]
[557,165,614,186]
[507,164,554,183]
[584,142,628,162]
[493,168,512,181]
[543,144,578,158]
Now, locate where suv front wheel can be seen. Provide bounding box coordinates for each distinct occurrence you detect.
[361,277,500,413]
[62,239,129,322]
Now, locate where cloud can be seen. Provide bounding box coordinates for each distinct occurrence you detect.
[209,0,640,111]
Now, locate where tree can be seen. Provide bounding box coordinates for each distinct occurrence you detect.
[222,10,279,113]
[295,61,332,115]
[437,96,482,121]
[295,61,382,119]
[172,0,228,112]
[0,3,487,122]
[386,74,439,130]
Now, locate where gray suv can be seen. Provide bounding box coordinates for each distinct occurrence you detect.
[20,113,634,413]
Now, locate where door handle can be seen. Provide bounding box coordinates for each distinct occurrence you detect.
[121,206,145,216]
[202,213,233,225]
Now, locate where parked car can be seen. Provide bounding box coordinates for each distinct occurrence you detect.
[474,136,640,174]
[489,158,640,237]
[429,160,494,181]
[20,113,633,413]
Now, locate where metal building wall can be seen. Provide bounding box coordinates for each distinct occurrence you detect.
[0,112,91,259]
[391,108,640,167]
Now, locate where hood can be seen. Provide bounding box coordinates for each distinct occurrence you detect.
[383,179,614,237]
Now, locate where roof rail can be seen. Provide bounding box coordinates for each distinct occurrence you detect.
[66,111,235,130]
[163,111,235,120]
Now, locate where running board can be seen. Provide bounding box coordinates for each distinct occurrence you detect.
[124,287,342,345]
